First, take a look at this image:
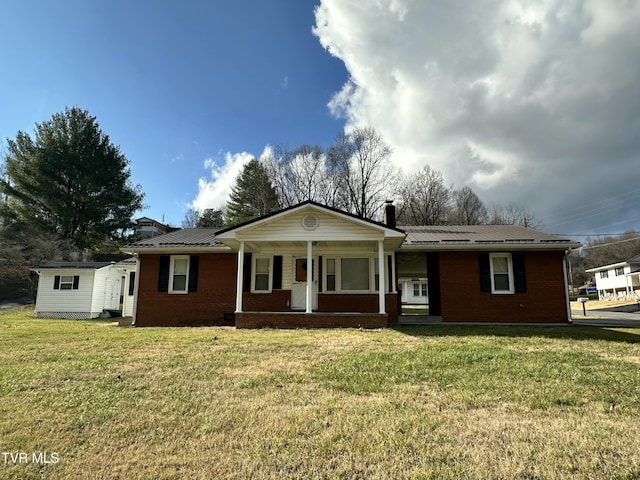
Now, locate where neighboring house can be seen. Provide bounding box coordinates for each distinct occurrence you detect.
[121,201,580,328]
[399,278,429,305]
[135,217,172,239]
[32,262,124,319]
[585,254,640,300]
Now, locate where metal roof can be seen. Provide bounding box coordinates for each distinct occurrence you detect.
[35,261,114,270]
[123,228,227,252]
[401,225,579,250]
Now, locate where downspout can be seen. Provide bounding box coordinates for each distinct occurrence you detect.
[131,254,140,326]
[563,248,573,323]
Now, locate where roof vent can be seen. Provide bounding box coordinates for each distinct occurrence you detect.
[302,214,319,231]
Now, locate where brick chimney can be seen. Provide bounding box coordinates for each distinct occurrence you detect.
[383,200,396,228]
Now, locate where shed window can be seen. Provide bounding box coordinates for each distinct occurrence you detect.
[54,275,79,290]
[60,275,75,290]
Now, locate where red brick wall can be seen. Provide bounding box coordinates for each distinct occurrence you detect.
[318,293,399,320]
[438,250,569,323]
[135,253,400,327]
[243,290,291,312]
[236,312,388,329]
[135,253,237,327]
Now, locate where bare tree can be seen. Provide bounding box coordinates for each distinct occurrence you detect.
[397,166,452,225]
[266,145,329,208]
[488,203,542,228]
[327,127,399,219]
[450,186,488,225]
[182,207,201,228]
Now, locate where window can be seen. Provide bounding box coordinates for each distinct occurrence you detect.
[600,270,609,279]
[128,272,136,296]
[158,256,198,294]
[54,275,79,291]
[326,258,336,292]
[615,267,625,276]
[60,275,75,290]
[341,258,370,291]
[253,257,271,292]
[169,256,190,293]
[480,253,525,294]
[490,253,514,294]
[413,283,427,297]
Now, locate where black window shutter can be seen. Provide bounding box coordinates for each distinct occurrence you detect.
[479,254,491,292]
[128,272,136,296]
[318,256,323,292]
[272,255,283,290]
[387,255,393,293]
[158,256,170,292]
[243,254,252,292]
[513,253,527,293]
[188,256,199,292]
[72,275,80,290]
[54,275,61,290]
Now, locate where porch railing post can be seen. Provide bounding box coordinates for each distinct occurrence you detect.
[235,240,245,313]
[306,240,313,313]
[378,240,386,314]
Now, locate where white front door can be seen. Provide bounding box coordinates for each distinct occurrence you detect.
[291,257,318,310]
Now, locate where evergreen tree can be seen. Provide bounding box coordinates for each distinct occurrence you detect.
[197,208,225,227]
[226,159,279,226]
[0,107,144,250]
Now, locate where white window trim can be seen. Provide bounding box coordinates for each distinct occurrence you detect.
[252,255,272,293]
[169,255,190,294]
[59,275,75,290]
[413,283,427,297]
[322,255,391,294]
[489,252,515,294]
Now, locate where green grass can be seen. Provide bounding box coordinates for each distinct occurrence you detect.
[2,306,640,479]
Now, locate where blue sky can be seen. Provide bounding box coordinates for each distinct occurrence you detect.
[1,0,347,225]
[2,1,639,235]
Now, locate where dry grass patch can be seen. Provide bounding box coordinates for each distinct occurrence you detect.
[2,307,640,479]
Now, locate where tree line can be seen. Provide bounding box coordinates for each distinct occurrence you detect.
[185,126,540,229]
[3,108,632,299]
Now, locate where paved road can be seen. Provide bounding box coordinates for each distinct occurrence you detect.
[571,309,640,327]
[0,296,33,309]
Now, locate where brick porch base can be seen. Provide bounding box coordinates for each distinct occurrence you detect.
[235,312,389,329]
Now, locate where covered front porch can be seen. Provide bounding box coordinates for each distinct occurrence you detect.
[214,202,406,328]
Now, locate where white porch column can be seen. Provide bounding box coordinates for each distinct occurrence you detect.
[306,240,313,313]
[378,240,386,314]
[235,241,245,313]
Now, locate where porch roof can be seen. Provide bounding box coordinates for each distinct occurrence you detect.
[215,201,406,251]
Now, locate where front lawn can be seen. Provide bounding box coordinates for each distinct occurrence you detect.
[2,306,640,479]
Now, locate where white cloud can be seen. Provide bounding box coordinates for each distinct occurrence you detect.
[313,0,640,233]
[191,147,273,211]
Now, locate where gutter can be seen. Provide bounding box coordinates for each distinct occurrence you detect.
[119,246,233,255]
[400,243,581,252]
